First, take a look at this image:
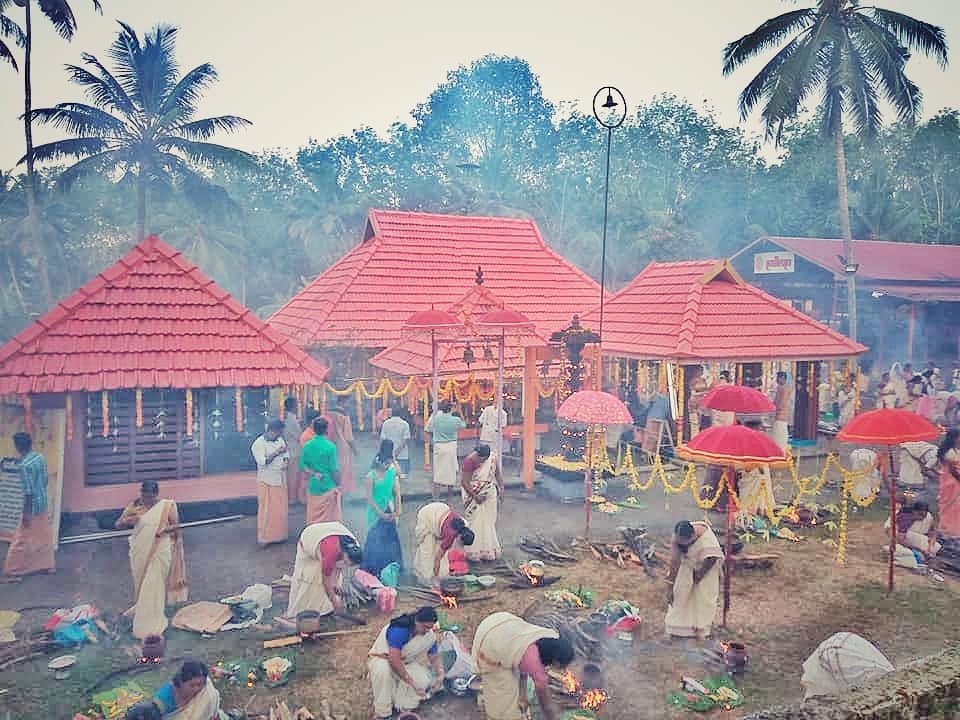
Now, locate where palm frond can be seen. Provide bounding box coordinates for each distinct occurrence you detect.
[112,24,180,114]
[30,102,130,137]
[22,137,111,165]
[35,0,77,40]
[159,138,255,167]
[0,12,25,46]
[850,15,922,123]
[722,9,817,75]
[838,34,881,138]
[169,115,252,140]
[56,149,125,191]
[71,54,137,117]
[821,35,845,137]
[107,21,148,110]
[0,38,17,70]
[869,8,948,68]
[736,36,802,120]
[158,63,218,118]
[759,34,830,141]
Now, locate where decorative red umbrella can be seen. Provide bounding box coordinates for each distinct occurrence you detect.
[677,424,789,627]
[401,309,465,414]
[557,390,633,426]
[837,408,941,592]
[557,390,633,537]
[700,385,775,415]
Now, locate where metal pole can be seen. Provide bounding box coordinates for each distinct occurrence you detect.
[723,467,733,627]
[431,330,439,411]
[599,126,612,343]
[887,448,896,593]
[496,331,505,477]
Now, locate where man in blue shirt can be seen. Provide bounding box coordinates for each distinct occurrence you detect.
[3,432,55,580]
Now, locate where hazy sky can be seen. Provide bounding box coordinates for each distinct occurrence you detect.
[1,0,958,170]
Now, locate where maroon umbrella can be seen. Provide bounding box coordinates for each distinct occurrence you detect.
[677,425,789,626]
[837,408,941,592]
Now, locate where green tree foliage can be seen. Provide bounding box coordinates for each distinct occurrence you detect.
[2,52,959,343]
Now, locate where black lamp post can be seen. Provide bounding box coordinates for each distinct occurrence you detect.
[592,86,627,343]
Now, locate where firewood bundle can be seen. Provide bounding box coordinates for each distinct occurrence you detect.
[577,527,663,577]
[0,631,57,671]
[339,576,376,612]
[518,535,577,565]
[523,607,603,661]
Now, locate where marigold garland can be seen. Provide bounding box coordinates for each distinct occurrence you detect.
[278,387,286,420]
[236,388,244,431]
[135,389,143,428]
[23,395,32,434]
[101,391,109,438]
[65,393,73,440]
[186,389,193,437]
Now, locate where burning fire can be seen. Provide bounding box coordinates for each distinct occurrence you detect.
[440,594,458,609]
[560,670,579,694]
[580,689,608,711]
[520,567,541,586]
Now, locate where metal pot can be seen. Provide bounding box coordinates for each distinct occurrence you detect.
[296,610,322,635]
[142,634,165,661]
[581,663,604,690]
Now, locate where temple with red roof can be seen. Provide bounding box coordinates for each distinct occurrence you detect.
[0,236,328,515]
[268,209,600,375]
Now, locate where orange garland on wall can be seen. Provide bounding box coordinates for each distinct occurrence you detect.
[101,391,109,438]
[23,395,32,434]
[236,388,244,431]
[135,389,144,428]
[65,393,73,440]
[186,389,194,437]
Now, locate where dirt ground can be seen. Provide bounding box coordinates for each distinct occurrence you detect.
[1,474,957,720]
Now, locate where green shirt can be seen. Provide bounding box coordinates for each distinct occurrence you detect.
[300,435,339,495]
[427,411,465,444]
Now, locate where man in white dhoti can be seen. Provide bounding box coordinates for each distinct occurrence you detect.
[898,441,938,489]
[479,401,508,446]
[460,445,503,561]
[425,401,466,502]
[368,606,444,719]
[472,611,574,720]
[413,502,474,585]
[665,520,723,639]
[286,522,362,618]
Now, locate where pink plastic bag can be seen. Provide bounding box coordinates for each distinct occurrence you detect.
[376,587,397,613]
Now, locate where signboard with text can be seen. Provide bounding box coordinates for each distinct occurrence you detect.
[753,251,796,274]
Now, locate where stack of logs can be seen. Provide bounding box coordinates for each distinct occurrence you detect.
[524,604,604,662]
[576,526,663,577]
[0,631,58,671]
[518,535,578,565]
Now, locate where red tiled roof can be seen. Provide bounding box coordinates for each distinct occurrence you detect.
[0,236,329,394]
[739,237,960,283]
[268,210,601,348]
[582,259,867,361]
[369,282,549,377]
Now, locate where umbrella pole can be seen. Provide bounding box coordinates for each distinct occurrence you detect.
[723,466,733,627]
[887,447,896,593]
[585,426,593,539]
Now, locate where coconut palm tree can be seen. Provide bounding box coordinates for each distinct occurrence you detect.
[12,0,102,306]
[25,22,252,241]
[722,0,948,340]
[0,0,25,70]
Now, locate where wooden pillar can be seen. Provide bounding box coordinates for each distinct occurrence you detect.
[522,346,537,489]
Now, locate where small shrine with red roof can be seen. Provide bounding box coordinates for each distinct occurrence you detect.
[0,236,328,515]
[580,259,866,445]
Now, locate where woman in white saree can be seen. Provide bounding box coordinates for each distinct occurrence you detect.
[116,482,188,640]
[460,445,503,561]
[286,521,362,618]
[412,503,475,585]
[154,661,224,719]
[665,520,723,639]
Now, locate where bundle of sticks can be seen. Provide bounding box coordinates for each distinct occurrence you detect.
[0,631,57,671]
[340,576,377,612]
[577,527,663,577]
[399,586,496,606]
[518,535,577,565]
[524,607,603,661]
